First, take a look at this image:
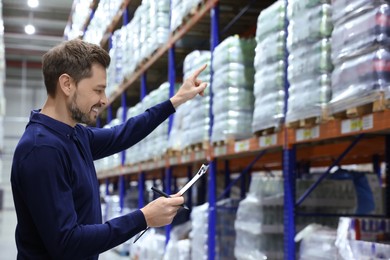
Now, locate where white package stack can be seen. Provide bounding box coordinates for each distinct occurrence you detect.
[182,50,211,148]
[211,36,256,143]
[286,0,333,124]
[252,0,286,133]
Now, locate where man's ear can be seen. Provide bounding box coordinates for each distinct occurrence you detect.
[58,74,72,97]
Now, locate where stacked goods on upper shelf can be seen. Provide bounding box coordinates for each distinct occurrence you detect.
[211,36,256,143]
[252,0,286,134]
[329,0,390,114]
[126,82,170,164]
[285,0,333,125]
[105,0,171,90]
[181,51,211,149]
[107,28,126,97]
[171,0,203,32]
[64,0,94,40]
[83,0,123,45]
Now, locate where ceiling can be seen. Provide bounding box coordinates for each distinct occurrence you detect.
[3,0,73,89]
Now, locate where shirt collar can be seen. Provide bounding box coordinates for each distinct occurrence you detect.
[29,109,76,138]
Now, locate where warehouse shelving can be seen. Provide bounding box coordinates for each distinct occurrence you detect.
[70,0,390,259]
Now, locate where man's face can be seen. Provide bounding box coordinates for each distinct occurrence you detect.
[68,64,107,125]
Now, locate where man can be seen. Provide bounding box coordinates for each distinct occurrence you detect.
[10,39,207,259]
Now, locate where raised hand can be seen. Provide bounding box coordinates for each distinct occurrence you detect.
[170,64,208,108]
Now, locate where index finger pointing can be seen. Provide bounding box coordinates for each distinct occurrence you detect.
[190,64,207,80]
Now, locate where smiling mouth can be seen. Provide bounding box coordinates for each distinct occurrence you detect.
[91,107,100,114]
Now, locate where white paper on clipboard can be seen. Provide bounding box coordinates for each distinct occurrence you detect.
[178,164,209,196]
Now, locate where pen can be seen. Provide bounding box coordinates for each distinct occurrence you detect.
[151,187,189,210]
[133,187,190,243]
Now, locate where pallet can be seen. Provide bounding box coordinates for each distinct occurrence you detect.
[212,138,235,147]
[331,100,386,119]
[287,116,323,129]
[254,126,279,137]
[183,140,209,154]
[166,148,181,157]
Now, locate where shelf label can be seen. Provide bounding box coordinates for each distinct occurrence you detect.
[169,156,178,165]
[195,150,206,160]
[296,126,320,141]
[235,140,250,153]
[259,134,277,147]
[181,154,190,163]
[214,145,227,156]
[341,114,373,134]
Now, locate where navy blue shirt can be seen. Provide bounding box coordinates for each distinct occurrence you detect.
[11,100,175,259]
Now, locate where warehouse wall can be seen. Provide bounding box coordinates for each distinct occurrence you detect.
[1,65,46,209]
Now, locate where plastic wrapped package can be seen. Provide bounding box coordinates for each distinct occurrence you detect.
[182,0,203,17]
[288,39,332,83]
[287,4,333,49]
[255,31,286,67]
[331,4,390,64]
[234,195,284,260]
[216,199,240,260]
[170,0,183,32]
[254,69,285,96]
[336,217,390,260]
[252,91,285,132]
[212,37,256,70]
[190,203,209,260]
[212,87,254,115]
[183,50,211,75]
[130,229,166,260]
[329,48,390,114]
[296,224,339,260]
[286,74,331,123]
[331,0,388,25]
[211,110,253,143]
[288,0,331,19]
[213,63,255,92]
[256,0,286,41]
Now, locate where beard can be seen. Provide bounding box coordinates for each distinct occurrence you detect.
[69,92,96,126]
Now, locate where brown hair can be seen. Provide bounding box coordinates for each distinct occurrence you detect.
[42,39,111,97]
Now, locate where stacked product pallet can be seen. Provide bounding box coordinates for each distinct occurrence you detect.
[64,0,94,40]
[106,0,170,93]
[285,0,333,125]
[211,36,256,143]
[190,199,239,260]
[252,0,286,134]
[182,50,211,149]
[329,0,390,114]
[234,174,357,260]
[171,0,203,32]
[106,28,126,97]
[126,82,170,164]
[83,0,122,45]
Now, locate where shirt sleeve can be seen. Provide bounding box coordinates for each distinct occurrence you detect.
[14,146,147,259]
[87,99,175,160]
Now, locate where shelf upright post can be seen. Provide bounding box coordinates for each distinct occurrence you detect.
[165,0,177,245]
[282,0,296,258]
[208,3,220,260]
[283,145,296,260]
[386,136,390,217]
[118,7,130,214]
[224,160,231,199]
[164,166,173,244]
[138,70,147,209]
[372,154,382,186]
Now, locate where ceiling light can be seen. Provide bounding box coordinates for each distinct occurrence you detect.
[24,24,36,35]
[27,0,39,8]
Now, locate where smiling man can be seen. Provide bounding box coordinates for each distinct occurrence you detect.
[10,39,207,260]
